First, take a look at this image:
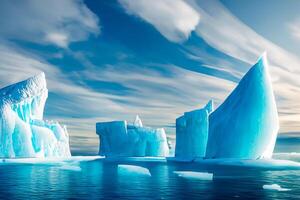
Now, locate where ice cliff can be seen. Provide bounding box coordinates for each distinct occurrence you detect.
[0,73,71,158]
[96,115,169,157]
[175,100,214,159]
[206,54,279,159]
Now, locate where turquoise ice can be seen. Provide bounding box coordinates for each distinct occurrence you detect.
[175,100,214,159]
[206,54,279,159]
[0,73,71,158]
[96,115,169,157]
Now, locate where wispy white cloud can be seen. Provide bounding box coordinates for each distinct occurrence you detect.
[78,63,235,129]
[288,20,300,41]
[0,0,100,48]
[45,32,69,48]
[119,0,200,42]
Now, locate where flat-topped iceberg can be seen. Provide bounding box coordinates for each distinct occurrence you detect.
[96,115,169,157]
[206,53,279,159]
[175,100,213,159]
[0,73,71,158]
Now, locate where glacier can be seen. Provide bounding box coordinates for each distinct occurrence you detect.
[0,73,71,158]
[96,115,169,157]
[175,100,213,159]
[206,53,279,159]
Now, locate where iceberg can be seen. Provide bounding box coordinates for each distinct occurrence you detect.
[96,115,169,157]
[0,73,71,158]
[175,100,213,159]
[206,53,279,159]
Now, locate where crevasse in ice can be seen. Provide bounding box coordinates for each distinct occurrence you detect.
[206,53,279,159]
[175,100,214,159]
[0,73,71,158]
[96,115,169,157]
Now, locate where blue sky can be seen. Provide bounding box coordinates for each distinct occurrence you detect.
[1,0,300,155]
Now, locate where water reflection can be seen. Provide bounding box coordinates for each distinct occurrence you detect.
[0,160,298,199]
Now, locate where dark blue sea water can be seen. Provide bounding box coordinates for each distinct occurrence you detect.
[0,156,300,200]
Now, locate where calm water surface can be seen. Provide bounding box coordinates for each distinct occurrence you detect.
[0,158,300,200]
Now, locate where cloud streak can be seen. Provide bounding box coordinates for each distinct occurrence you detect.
[119,0,200,42]
[0,0,100,48]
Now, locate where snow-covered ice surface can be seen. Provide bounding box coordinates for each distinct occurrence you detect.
[206,54,279,159]
[173,171,213,180]
[118,164,151,177]
[0,156,102,165]
[193,158,300,170]
[1,156,300,171]
[96,116,169,157]
[0,73,71,158]
[103,156,167,163]
[263,184,291,191]
[175,100,213,159]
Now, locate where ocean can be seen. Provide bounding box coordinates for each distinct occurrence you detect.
[0,154,300,200]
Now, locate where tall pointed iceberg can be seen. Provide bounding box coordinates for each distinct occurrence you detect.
[205,54,279,159]
[175,100,214,159]
[0,73,71,158]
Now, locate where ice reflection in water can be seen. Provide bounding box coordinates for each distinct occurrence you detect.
[0,159,299,199]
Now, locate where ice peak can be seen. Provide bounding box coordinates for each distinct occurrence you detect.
[134,115,143,127]
[204,100,214,114]
[251,52,269,74]
[0,72,47,105]
[206,54,278,159]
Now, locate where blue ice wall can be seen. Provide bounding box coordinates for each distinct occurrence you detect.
[96,116,169,157]
[206,54,279,159]
[96,121,128,156]
[175,100,214,159]
[0,73,71,158]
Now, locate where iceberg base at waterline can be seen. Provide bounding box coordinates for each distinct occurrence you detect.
[1,156,300,171]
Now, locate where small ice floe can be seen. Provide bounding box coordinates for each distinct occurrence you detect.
[173,171,213,181]
[263,184,291,191]
[118,164,151,177]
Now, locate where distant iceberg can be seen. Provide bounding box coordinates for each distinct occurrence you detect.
[175,100,213,159]
[0,73,71,158]
[96,115,169,157]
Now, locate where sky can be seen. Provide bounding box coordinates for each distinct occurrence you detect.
[1,0,300,155]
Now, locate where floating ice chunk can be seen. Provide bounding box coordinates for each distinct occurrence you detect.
[206,54,279,159]
[175,100,213,159]
[0,73,71,158]
[263,184,291,191]
[118,164,151,177]
[174,171,213,180]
